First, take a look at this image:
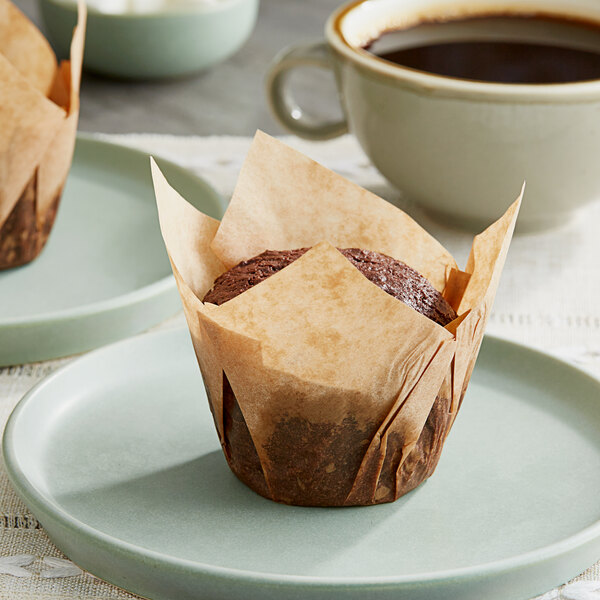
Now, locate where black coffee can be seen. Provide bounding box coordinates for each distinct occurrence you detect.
[364,15,600,84]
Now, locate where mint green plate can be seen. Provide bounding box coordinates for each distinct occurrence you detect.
[3,329,600,600]
[0,137,223,366]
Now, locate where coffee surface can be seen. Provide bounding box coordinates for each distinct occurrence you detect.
[364,15,600,84]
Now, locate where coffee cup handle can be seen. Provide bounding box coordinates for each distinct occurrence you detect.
[266,42,349,140]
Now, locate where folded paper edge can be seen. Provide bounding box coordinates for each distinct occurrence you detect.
[151,158,225,299]
[0,0,57,95]
[210,131,458,291]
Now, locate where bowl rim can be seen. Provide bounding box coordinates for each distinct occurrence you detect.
[39,0,254,18]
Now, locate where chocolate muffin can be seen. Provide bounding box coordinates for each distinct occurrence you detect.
[204,247,457,326]
[203,247,457,506]
[153,131,520,508]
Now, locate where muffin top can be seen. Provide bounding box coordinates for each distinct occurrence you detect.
[203,247,457,327]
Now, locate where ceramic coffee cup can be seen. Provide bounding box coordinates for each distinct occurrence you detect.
[266,0,600,232]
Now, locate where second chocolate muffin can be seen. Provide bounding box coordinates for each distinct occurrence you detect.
[204,247,457,326]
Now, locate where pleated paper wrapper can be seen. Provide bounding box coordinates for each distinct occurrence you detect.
[152,131,522,506]
[0,0,85,269]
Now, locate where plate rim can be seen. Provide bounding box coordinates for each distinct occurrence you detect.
[0,134,223,327]
[3,328,600,590]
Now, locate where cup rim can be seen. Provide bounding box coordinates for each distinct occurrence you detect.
[326,0,600,101]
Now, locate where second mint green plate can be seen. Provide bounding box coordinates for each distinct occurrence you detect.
[0,136,223,365]
[3,329,600,600]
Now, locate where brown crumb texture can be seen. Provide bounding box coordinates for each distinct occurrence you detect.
[204,247,457,326]
[204,248,308,306]
[263,414,375,506]
[0,173,62,270]
[221,387,454,506]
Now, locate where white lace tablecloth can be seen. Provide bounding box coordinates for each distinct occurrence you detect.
[0,134,599,600]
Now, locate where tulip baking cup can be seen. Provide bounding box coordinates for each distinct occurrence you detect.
[0,0,85,269]
[152,131,522,507]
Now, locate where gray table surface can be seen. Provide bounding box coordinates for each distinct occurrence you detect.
[17,0,342,135]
